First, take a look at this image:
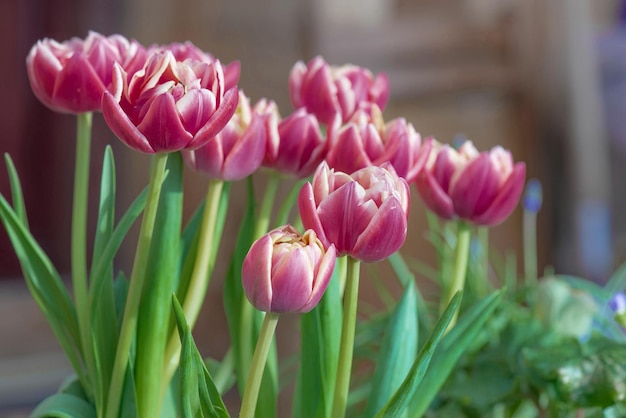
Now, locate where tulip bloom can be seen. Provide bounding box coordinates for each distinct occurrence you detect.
[326,107,432,183]
[102,50,238,153]
[242,225,336,313]
[416,141,526,226]
[289,56,389,125]
[26,31,147,114]
[159,41,240,91]
[263,108,327,178]
[183,91,270,180]
[299,162,410,262]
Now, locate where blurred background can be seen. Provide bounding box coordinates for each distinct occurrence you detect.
[2,0,626,415]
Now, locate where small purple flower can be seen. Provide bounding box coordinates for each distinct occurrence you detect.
[609,292,626,315]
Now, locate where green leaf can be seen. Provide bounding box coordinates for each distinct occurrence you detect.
[0,195,83,378]
[136,152,184,417]
[365,280,418,417]
[4,153,28,226]
[30,393,96,418]
[172,295,229,418]
[293,259,342,418]
[407,289,505,417]
[375,291,462,418]
[88,146,118,413]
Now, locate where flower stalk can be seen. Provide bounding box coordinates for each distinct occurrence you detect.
[331,256,361,418]
[106,152,168,418]
[239,312,280,418]
[71,112,95,399]
[441,221,471,326]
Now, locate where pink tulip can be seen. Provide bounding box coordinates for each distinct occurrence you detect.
[289,56,389,125]
[159,41,240,91]
[102,50,238,153]
[326,106,432,183]
[415,141,526,226]
[183,91,270,181]
[263,108,327,178]
[26,31,147,114]
[299,162,409,262]
[242,225,336,313]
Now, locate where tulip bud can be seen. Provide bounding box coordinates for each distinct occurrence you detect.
[183,91,270,180]
[102,50,238,153]
[288,56,389,125]
[326,106,432,183]
[242,225,336,313]
[263,108,327,178]
[26,31,147,114]
[299,162,410,262]
[416,140,526,226]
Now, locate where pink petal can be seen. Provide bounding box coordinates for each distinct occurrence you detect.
[298,182,331,249]
[352,196,408,262]
[288,61,307,108]
[270,248,314,313]
[415,170,455,220]
[301,244,337,312]
[102,91,154,153]
[224,60,241,90]
[222,114,267,180]
[184,137,224,179]
[473,162,526,225]
[326,124,371,174]
[371,72,390,110]
[449,154,500,219]
[53,53,106,112]
[242,235,273,312]
[136,93,193,152]
[176,88,217,135]
[192,87,239,148]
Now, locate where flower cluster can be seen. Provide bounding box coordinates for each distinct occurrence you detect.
[14,30,538,418]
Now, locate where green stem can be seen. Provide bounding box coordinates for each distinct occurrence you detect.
[239,312,280,418]
[476,226,489,297]
[254,173,281,239]
[161,179,225,393]
[331,256,361,418]
[72,112,95,399]
[238,173,281,387]
[105,153,168,418]
[274,178,307,227]
[523,210,538,286]
[441,221,471,327]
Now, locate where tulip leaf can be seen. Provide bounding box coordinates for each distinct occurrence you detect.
[365,280,418,417]
[30,393,97,418]
[0,194,83,379]
[88,145,118,412]
[293,256,343,418]
[375,291,462,418]
[3,153,28,227]
[172,295,229,418]
[407,289,505,417]
[136,152,184,416]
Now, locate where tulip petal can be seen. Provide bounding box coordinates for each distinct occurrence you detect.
[136,93,193,152]
[176,88,217,135]
[222,114,267,180]
[242,235,273,312]
[52,53,106,112]
[352,196,408,262]
[298,183,331,250]
[270,248,314,313]
[193,87,239,148]
[102,92,154,153]
[473,162,526,225]
[326,124,372,174]
[301,244,336,312]
[449,154,500,219]
[415,170,455,220]
[185,136,224,179]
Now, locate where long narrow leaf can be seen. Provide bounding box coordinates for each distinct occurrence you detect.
[30,393,97,418]
[293,259,342,418]
[375,291,462,418]
[136,152,184,417]
[365,280,418,417]
[0,195,83,377]
[173,295,229,418]
[408,289,505,417]
[4,153,28,226]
